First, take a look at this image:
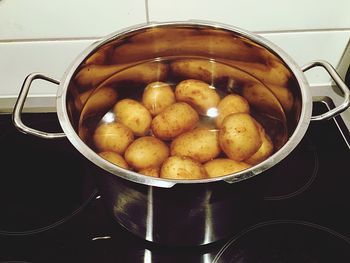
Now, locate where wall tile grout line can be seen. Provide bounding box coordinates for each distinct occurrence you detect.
[0,37,102,44]
[1,28,349,44]
[145,0,150,24]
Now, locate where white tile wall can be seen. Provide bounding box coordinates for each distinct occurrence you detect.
[147,0,350,32]
[261,31,350,84]
[146,0,350,86]
[0,39,95,97]
[0,0,146,40]
[1,0,349,106]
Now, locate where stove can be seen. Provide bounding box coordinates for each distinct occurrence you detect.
[0,100,349,262]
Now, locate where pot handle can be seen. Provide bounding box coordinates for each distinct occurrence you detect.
[12,73,66,139]
[302,60,350,121]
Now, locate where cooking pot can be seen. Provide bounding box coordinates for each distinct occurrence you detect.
[12,21,350,246]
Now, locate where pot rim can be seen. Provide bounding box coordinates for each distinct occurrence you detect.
[56,20,312,188]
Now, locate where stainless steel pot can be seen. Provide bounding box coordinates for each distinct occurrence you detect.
[12,21,350,246]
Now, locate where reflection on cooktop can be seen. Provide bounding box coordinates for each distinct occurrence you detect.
[0,114,97,235]
[213,220,350,263]
[262,135,319,200]
[38,196,225,262]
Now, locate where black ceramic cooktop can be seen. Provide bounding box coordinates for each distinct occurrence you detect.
[0,102,349,263]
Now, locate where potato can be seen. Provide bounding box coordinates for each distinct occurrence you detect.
[93,122,134,154]
[113,99,152,136]
[219,113,262,161]
[245,122,274,165]
[160,156,208,180]
[98,151,129,169]
[175,79,220,115]
[139,167,160,177]
[125,136,169,171]
[151,102,199,140]
[170,128,221,163]
[204,158,251,178]
[142,81,176,116]
[215,94,250,128]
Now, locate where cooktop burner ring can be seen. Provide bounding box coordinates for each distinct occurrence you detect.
[263,135,319,201]
[0,189,98,236]
[213,219,350,262]
[0,114,98,236]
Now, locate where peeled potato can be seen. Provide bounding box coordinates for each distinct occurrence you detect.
[245,122,274,165]
[113,99,152,136]
[215,94,250,128]
[204,158,251,178]
[139,167,160,177]
[142,81,176,116]
[98,151,129,169]
[93,122,134,154]
[151,102,199,140]
[170,128,221,163]
[125,136,169,171]
[175,79,220,115]
[160,156,208,180]
[219,113,262,161]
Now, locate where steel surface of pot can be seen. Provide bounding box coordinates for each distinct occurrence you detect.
[13,21,350,246]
